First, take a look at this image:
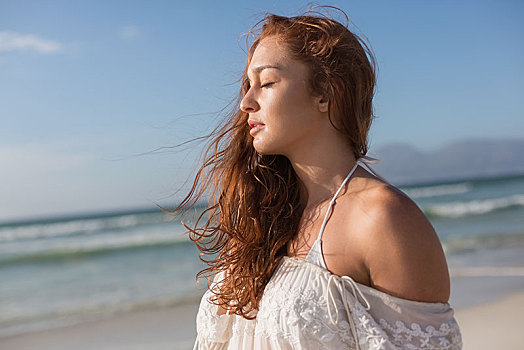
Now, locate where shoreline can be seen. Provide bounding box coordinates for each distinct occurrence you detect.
[1,287,523,350]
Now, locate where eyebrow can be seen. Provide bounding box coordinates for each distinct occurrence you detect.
[252,64,282,73]
[247,64,283,82]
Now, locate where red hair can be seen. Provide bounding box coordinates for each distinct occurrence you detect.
[169,6,377,319]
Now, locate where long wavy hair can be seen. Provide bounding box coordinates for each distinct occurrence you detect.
[170,6,376,319]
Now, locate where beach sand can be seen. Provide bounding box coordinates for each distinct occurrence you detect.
[0,302,199,350]
[1,290,523,350]
[455,292,524,350]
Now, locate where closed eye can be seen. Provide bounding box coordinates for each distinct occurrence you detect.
[242,79,251,93]
[261,82,274,88]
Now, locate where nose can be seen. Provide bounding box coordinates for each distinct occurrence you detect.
[240,90,260,113]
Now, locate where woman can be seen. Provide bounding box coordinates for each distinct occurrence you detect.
[180,7,462,350]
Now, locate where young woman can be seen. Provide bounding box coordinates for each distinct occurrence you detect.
[180,7,462,350]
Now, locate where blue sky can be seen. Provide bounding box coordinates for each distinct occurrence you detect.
[1,0,523,221]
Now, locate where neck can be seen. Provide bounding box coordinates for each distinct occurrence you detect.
[284,135,358,208]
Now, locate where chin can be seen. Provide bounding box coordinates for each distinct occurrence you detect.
[254,147,285,158]
[252,140,274,155]
[252,136,290,157]
[252,139,266,154]
[253,146,271,155]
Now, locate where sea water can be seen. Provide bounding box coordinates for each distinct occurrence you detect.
[1,173,523,338]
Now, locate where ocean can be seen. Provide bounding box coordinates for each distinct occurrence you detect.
[1,173,523,338]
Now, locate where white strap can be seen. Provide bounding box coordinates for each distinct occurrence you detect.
[315,161,359,242]
[358,154,380,164]
[320,155,378,349]
[315,155,381,243]
[356,155,390,184]
[326,274,372,350]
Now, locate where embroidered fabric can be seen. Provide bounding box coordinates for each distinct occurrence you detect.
[194,156,463,349]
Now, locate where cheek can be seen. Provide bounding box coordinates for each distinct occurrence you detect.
[269,86,312,124]
[281,97,318,131]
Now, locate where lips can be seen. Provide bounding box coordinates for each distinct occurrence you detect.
[248,120,264,129]
[248,120,264,136]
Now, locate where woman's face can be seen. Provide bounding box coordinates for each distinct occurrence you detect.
[241,36,326,156]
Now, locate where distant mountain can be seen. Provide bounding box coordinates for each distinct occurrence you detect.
[369,138,524,185]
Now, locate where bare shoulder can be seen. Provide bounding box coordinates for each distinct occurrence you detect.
[352,183,450,303]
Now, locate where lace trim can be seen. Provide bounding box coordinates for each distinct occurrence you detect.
[379,318,463,350]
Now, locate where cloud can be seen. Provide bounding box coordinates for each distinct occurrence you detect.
[0,31,65,54]
[118,25,141,40]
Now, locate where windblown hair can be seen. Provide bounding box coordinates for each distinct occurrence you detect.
[171,6,376,319]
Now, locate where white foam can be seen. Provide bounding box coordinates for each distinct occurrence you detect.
[403,182,472,199]
[428,194,524,218]
[0,227,189,260]
[0,212,169,242]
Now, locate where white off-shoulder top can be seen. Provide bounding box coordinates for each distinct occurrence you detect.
[194,157,463,350]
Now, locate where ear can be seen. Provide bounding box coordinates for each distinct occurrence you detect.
[317,95,329,113]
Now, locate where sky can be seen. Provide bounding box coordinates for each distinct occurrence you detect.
[1,0,523,222]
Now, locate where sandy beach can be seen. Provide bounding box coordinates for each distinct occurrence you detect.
[0,301,199,350]
[455,292,524,350]
[1,287,523,350]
